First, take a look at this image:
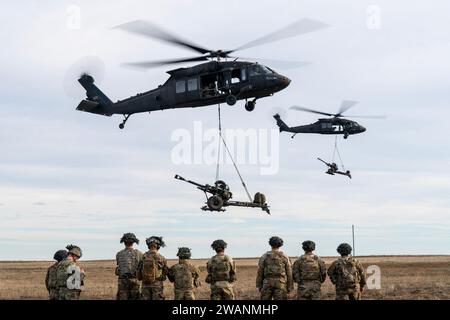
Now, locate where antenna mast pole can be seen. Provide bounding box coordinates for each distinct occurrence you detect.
[352,224,356,257]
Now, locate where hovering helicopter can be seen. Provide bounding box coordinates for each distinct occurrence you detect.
[75,19,328,129]
[274,100,385,139]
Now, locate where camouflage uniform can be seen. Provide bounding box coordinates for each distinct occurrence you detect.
[206,254,236,300]
[292,253,326,300]
[45,262,61,300]
[328,255,366,300]
[168,248,201,300]
[137,250,169,300]
[256,250,293,300]
[116,248,143,300]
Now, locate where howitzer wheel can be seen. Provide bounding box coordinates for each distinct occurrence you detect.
[207,195,224,211]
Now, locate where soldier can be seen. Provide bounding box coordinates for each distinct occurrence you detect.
[55,244,85,300]
[115,233,143,300]
[168,247,201,300]
[292,240,327,300]
[327,243,366,300]
[206,239,236,300]
[45,249,68,300]
[256,236,293,300]
[137,236,169,300]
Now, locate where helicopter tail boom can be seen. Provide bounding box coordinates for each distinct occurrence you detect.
[76,74,113,116]
[273,113,290,132]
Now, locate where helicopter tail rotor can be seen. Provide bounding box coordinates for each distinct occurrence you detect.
[273,113,290,132]
[76,74,113,116]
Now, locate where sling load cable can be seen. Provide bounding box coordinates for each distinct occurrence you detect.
[215,103,222,182]
[215,104,253,202]
[331,135,346,170]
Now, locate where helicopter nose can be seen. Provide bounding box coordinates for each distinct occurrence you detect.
[281,76,291,88]
[360,126,366,133]
[278,76,291,89]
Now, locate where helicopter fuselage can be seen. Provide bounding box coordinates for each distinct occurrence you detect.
[77,61,291,118]
[275,114,366,138]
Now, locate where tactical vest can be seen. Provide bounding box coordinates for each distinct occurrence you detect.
[210,255,231,282]
[116,249,140,277]
[263,251,286,278]
[297,255,320,281]
[47,263,59,289]
[173,263,194,290]
[337,257,358,288]
[141,252,163,284]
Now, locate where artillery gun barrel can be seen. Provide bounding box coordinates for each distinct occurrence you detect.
[317,157,329,165]
[174,174,212,192]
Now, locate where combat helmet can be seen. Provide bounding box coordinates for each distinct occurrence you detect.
[302,240,316,252]
[177,247,192,259]
[66,244,82,258]
[120,233,139,244]
[53,249,68,262]
[269,236,284,248]
[145,236,166,249]
[337,243,352,256]
[211,239,227,251]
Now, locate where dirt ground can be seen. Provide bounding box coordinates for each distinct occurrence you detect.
[1,255,449,300]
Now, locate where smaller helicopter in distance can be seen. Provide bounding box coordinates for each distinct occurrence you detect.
[274,100,385,139]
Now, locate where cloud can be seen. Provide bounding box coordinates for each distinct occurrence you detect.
[1,0,450,259]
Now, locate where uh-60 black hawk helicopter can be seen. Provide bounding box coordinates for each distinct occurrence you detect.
[274,100,385,139]
[75,19,328,129]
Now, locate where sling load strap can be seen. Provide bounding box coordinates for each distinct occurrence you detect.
[215,104,222,181]
[216,104,253,202]
[331,135,345,170]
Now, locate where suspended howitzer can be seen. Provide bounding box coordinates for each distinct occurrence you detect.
[317,158,352,179]
[174,174,270,214]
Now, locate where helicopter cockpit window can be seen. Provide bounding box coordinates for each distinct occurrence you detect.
[176,80,186,93]
[249,64,273,77]
[187,78,198,91]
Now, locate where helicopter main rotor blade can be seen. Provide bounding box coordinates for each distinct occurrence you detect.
[122,56,209,69]
[236,57,311,69]
[114,20,211,55]
[342,115,387,119]
[290,105,335,117]
[337,100,358,116]
[233,18,329,52]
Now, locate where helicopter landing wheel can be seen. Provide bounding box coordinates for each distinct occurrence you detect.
[245,100,256,112]
[119,114,132,130]
[226,95,237,106]
[344,133,349,139]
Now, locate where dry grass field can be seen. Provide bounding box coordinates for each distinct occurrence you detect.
[1,256,449,300]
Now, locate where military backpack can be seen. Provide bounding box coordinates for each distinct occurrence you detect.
[297,255,320,281]
[141,253,162,284]
[210,255,231,282]
[263,251,286,278]
[173,264,194,290]
[337,257,358,288]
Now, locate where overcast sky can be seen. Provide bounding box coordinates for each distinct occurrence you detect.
[1,0,449,260]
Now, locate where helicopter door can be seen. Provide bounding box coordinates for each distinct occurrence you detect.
[186,77,200,101]
[175,79,187,103]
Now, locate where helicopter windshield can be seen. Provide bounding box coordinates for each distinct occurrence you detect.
[249,64,273,77]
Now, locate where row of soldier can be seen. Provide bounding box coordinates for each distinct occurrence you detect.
[45,234,366,300]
